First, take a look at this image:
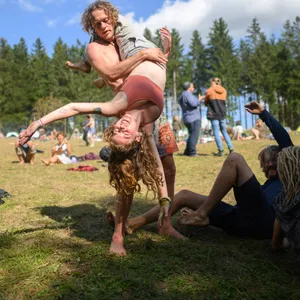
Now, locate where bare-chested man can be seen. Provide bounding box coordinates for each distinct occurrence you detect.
[20,1,183,255]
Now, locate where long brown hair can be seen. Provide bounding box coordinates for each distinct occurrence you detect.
[104,124,163,198]
[277,146,300,204]
[81,1,119,34]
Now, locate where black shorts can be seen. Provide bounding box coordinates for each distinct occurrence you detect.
[209,175,274,238]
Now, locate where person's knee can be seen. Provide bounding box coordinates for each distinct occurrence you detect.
[175,189,190,204]
[225,152,245,166]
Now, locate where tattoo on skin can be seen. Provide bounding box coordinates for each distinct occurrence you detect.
[58,107,69,114]
[93,107,102,115]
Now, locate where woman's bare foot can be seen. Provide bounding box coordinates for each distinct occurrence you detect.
[93,78,106,89]
[41,159,50,166]
[65,60,91,73]
[178,208,210,226]
[159,223,187,240]
[110,234,126,256]
[106,212,133,235]
[19,122,41,145]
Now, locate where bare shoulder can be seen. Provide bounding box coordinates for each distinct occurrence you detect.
[86,41,106,57]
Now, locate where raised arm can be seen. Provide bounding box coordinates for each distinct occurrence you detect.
[19,94,128,145]
[160,27,172,58]
[245,101,293,149]
[87,42,167,82]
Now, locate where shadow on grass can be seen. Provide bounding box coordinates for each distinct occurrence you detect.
[2,199,300,299]
[37,198,156,242]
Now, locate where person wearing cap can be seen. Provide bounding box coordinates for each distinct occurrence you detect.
[199,77,233,156]
[15,128,36,164]
[178,82,201,157]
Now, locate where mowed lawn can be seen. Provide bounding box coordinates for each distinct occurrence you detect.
[1,135,300,300]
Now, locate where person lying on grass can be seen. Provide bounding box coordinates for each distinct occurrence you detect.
[108,102,295,245]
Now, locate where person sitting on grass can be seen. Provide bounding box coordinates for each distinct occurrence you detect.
[41,132,72,166]
[252,119,268,140]
[272,146,300,262]
[113,102,294,241]
[15,128,36,165]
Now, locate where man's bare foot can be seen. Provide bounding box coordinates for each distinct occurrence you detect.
[19,122,41,145]
[159,223,187,240]
[65,60,91,73]
[19,161,24,165]
[110,234,126,256]
[106,212,133,235]
[178,208,210,226]
[93,78,106,89]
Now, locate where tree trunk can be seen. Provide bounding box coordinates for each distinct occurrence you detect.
[172,70,177,117]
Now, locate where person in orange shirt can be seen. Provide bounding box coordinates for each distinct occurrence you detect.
[199,77,233,156]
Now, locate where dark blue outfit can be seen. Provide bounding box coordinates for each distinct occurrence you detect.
[82,119,90,146]
[209,110,293,238]
[178,91,200,156]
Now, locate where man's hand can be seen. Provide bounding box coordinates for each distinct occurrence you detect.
[245,101,265,115]
[142,48,168,65]
[160,27,172,57]
[198,94,205,101]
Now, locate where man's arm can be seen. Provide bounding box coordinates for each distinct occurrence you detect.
[87,43,167,82]
[185,93,200,108]
[245,102,293,149]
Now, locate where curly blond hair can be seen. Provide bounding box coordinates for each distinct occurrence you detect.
[277,146,300,204]
[104,124,163,198]
[81,1,119,34]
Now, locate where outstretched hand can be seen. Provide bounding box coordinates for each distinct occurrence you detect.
[18,121,41,145]
[160,27,172,57]
[245,101,265,115]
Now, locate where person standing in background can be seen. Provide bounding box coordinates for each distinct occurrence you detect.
[178,82,201,157]
[199,77,233,156]
[172,115,182,143]
[87,114,96,147]
[82,115,90,146]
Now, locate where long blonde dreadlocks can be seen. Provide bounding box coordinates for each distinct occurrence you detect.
[104,123,164,198]
[277,146,300,205]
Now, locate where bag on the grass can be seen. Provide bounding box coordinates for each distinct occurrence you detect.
[0,189,12,205]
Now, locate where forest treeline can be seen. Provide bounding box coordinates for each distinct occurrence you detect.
[0,16,299,131]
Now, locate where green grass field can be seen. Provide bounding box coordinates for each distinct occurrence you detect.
[1,136,300,300]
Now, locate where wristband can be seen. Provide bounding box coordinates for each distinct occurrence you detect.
[37,119,44,127]
[159,196,171,208]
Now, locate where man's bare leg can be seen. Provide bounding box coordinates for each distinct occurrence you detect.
[29,153,35,165]
[93,78,106,89]
[127,189,208,231]
[179,152,254,226]
[17,154,25,164]
[65,60,91,73]
[110,193,133,256]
